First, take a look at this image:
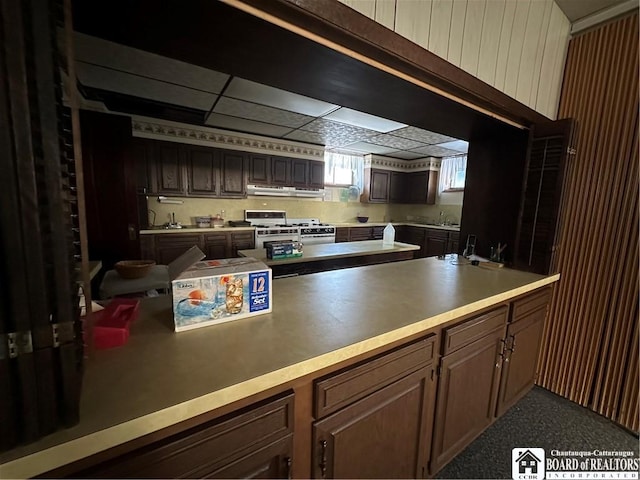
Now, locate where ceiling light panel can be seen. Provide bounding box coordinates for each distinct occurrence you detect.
[386,150,426,160]
[214,97,315,128]
[409,145,464,157]
[74,33,229,93]
[367,133,425,150]
[205,113,294,137]
[434,140,469,153]
[389,126,457,144]
[323,108,407,133]
[340,142,399,154]
[224,78,339,117]
[299,118,378,147]
[76,62,217,110]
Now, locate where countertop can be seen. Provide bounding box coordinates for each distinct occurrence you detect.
[140,223,460,234]
[237,240,420,265]
[0,258,559,478]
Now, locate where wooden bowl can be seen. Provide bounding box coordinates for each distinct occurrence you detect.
[115,260,156,279]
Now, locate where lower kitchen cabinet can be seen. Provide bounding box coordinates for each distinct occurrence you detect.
[335,227,349,243]
[447,232,460,255]
[495,289,550,417]
[71,393,294,479]
[203,233,228,260]
[155,233,202,265]
[230,232,255,257]
[424,230,448,257]
[312,336,437,479]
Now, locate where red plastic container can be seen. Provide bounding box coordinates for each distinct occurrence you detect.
[93,299,140,349]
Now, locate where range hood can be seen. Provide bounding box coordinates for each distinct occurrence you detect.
[247,184,325,198]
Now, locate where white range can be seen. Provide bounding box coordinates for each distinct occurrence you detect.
[244,210,336,248]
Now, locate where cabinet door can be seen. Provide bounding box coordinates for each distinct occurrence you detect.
[220,150,247,197]
[291,159,309,187]
[406,172,428,203]
[369,169,390,203]
[313,368,433,479]
[447,232,460,254]
[399,226,426,257]
[309,160,325,188]
[231,232,255,257]
[271,157,290,185]
[424,230,448,257]
[204,233,228,260]
[495,305,546,417]
[371,226,384,240]
[186,146,219,196]
[348,227,372,241]
[249,154,270,185]
[155,234,202,265]
[154,141,185,195]
[335,227,349,243]
[389,171,406,203]
[430,327,505,473]
[196,436,293,479]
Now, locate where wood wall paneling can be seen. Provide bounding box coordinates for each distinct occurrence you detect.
[337,0,571,119]
[536,12,639,432]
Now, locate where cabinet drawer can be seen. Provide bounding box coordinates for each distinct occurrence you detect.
[156,233,202,246]
[314,335,436,419]
[231,232,254,242]
[511,288,551,322]
[443,306,508,355]
[425,229,449,239]
[77,393,294,478]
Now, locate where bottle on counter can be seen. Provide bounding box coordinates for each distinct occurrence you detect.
[383,223,395,246]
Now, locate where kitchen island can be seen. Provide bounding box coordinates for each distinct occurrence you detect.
[238,240,419,277]
[0,258,559,479]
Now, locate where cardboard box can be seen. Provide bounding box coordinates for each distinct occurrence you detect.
[170,248,272,332]
[265,240,303,259]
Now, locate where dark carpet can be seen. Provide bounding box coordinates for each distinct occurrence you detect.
[436,386,639,479]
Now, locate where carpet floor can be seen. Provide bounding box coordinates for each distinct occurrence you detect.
[436,386,639,479]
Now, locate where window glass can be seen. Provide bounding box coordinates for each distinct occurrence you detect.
[438,155,467,193]
[324,151,364,189]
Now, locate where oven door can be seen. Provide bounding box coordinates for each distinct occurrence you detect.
[301,234,336,245]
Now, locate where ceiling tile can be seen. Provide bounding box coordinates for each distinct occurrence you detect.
[76,62,217,110]
[224,78,339,116]
[283,130,326,145]
[300,118,378,147]
[74,33,229,93]
[386,150,426,160]
[214,97,314,128]
[205,113,294,137]
[434,140,469,153]
[339,142,398,154]
[389,126,457,144]
[409,145,464,157]
[367,133,425,150]
[323,107,407,132]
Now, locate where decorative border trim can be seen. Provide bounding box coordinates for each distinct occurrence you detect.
[131,117,324,160]
[364,154,440,172]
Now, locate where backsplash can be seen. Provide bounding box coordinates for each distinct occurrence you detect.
[147,192,462,226]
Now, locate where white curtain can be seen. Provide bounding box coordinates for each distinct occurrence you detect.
[438,155,467,194]
[323,151,364,190]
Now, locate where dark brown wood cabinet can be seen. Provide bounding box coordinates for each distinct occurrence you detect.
[424,230,448,257]
[141,231,256,263]
[398,226,426,257]
[248,155,325,189]
[447,232,460,255]
[291,159,309,187]
[248,154,270,185]
[185,145,218,196]
[389,171,405,203]
[152,141,185,195]
[154,233,202,265]
[71,394,294,479]
[309,160,325,188]
[363,169,437,204]
[312,337,437,479]
[495,289,550,416]
[219,150,247,197]
[271,157,290,185]
[335,227,349,243]
[361,168,390,203]
[430,307,508,473]
[406,171,438,205]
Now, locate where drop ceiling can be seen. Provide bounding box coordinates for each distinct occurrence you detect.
[74,32,468,159]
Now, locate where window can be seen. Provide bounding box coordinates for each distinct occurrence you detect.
[323,151,364,189]
[438,155,467,193]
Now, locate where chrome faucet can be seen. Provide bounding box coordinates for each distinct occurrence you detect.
[438,211,445,226]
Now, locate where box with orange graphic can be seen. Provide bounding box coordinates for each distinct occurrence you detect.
[171,257,271,332]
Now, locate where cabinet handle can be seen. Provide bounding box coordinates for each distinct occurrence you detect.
[319,439,328,479]
[284,456,292,479]
[496,351,503,368]
[510,334,516,352]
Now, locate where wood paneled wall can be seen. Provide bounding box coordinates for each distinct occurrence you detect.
[338,0,570,119]
[536,12,639,432]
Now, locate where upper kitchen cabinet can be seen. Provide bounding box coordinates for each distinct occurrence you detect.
[145,140,246,198]
[185,145,219,196]
[151,140,186,195]
[406,171,438,205]
[363,168,437,205]
[361,168,390,203]
[247,155,325,189]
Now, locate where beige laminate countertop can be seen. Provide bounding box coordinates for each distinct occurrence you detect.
[0,258,559,478]
[140,226,255,234]
[238,240,419,265]
[335,222,460,232]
